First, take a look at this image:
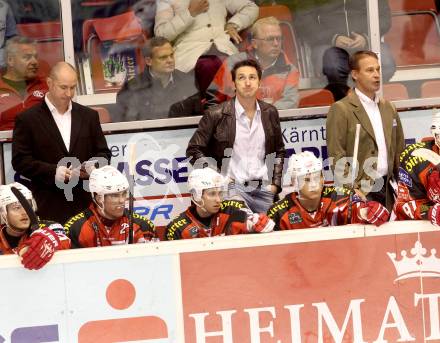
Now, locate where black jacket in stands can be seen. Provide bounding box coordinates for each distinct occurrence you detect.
[116,66,198,121]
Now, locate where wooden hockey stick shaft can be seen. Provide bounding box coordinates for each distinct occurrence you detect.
[347,124,361,224]
[128,144,136,244]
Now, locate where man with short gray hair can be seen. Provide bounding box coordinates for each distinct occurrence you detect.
[206,16,299,110]
[0,36,48,130]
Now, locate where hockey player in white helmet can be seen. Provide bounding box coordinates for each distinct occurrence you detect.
[0,182,70,269]
[268,151,390,230]
[394,111,440,224]
[65,165,156,248]
[165,168,275,240]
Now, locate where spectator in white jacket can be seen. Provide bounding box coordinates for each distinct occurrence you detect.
[154,0,258,73]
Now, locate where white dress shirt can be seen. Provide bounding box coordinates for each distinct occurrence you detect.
[45,95,72,151]
[355,88,388,177]
[227,98,267,182]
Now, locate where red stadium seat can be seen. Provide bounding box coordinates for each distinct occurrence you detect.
[298,89,334,107]
[82,11,147,93]
[17,22,64,77]
[421,80,440,97]
[383,83,410,101]
[388,0,437,13]
[384,13,440,67]
[81,0,116,6]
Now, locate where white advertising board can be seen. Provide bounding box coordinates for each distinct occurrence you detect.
[0,253,179,342]
[0,220,438,342]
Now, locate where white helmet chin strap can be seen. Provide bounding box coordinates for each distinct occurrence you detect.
[0,210,8,227]
[434,133,440,149]
[1,210,27,235]
[431,113,440,148]
[94,194,110,219]
[193,197,209,215]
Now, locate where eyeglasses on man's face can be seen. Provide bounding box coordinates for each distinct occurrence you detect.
[254,36,283,43]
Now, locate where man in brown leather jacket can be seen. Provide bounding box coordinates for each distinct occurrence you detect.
[186,59,285,213]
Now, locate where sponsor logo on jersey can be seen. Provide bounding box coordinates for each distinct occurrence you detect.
[420,204,430,215]
[221,200,244,210]
[187,226,199,237]
[397,184,410,201]
[398,167,412,187]
[288,212,303,224]
[64,212,86,231]
[33,90,45,98]
[0,93,10,98]
[400,142,426,162]
[322,186,350,197]
[268,199,289,218]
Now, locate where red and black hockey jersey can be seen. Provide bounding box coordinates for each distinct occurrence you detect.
[64,204,157,248]
[0,220,70,255]
[267,186,367,230]
[165,200,250,240]
[393,140,437,220]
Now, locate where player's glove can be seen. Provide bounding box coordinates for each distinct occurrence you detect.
[20,227,61,270]
[428,203,440,226]
[247,213,275,233]
[358,201,390,226]
[427,170,440,203]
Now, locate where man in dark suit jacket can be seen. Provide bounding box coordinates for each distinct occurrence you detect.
[12,62,111,224]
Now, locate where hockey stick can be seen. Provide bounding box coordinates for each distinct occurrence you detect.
[411,148,440,167]
[10,186,39,232]
[127,144,136,244]
[347,124,361,224]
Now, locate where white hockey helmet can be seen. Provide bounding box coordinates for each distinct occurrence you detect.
[89,165,129,196]
[0,182,36,224]
[288,151,323,191]
[431,111,440,148]
[188,168,225,203]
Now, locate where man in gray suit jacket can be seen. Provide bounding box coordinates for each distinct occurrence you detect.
[12,62,111,224]
[326,51,404,210]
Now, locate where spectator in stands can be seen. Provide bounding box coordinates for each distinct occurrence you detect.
[132,0,157,38]
[0,182,70,270]
[165,168,274,240]
[0,36,47,131]
[116,36,198,121]
[65,166,157,248]
[168,59,206,117]
[0,0,17,67]
[12,62,111,225]
[326,51,404,211]
[295,0,395,100]
[268,152,390,230]
[394,111,440,223]
[206,16,299,110]
[187,59,285,213]
[154,0,258,74]
[6,0,59,24]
